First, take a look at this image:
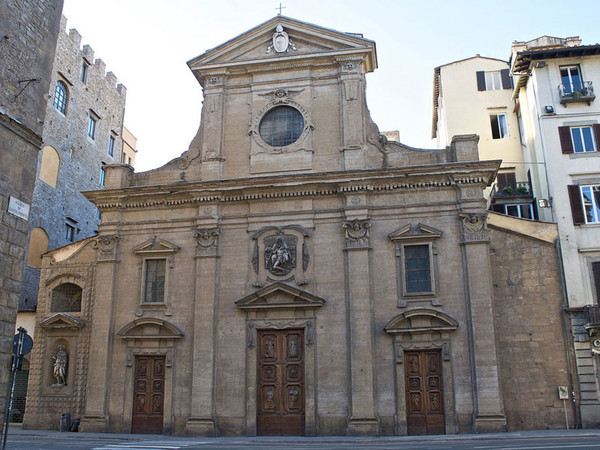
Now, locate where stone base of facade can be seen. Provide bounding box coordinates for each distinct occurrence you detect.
[79,416,108,433]
[347,417,379,436]
[184,417,216,436]
[580,402,600,428]
[474,414,507,433]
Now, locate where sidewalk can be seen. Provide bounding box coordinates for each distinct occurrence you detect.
[7,427,600,444]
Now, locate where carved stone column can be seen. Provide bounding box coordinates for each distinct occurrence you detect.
[80,234,120,432]
[185,227,219,435]
[459,213,507,432]
[342,218,378,435]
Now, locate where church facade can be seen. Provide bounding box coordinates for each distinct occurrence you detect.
[23,17,576,436]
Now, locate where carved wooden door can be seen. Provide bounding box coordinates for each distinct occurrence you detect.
[405,350,445,435]
[257,329,305,435]
[132,355,165,434]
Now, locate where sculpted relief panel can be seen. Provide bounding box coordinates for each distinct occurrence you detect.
[251,225,312,287]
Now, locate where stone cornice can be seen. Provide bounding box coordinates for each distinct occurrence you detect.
[84,161,500,210]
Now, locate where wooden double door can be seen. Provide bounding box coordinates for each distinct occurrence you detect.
[405,350,445,435]
[257,329,305,435]
[132,355,165,434]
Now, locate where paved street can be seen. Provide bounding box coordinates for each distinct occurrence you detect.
[4,429,600,450]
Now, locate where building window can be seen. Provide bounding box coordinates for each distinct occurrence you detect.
[100,166,106,186]
[404,244,432,294]
[108,135,115,157]
[53,81,67,114]
[559,125,600,154]
[143,259,166,303]
[51,283,82,312]
[485,71,502,90]
[476,69,512,91]
[81,60,89,83]
[569,184,600,225]
[490,113,509,139]
[560,65,582,94]
[592,262,600,304]
[65,223,75,242]
[87,115,97,140]
[491,203,534,219]
[259,105,304,147]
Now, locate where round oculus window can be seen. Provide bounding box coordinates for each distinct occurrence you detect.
[258,105,304,147]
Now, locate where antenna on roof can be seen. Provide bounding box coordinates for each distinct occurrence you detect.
[276,2,286,15]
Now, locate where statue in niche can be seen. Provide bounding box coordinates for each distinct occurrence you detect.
[52,345,68,386]
[265,235,296,276]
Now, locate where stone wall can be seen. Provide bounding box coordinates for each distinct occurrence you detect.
[19,15,126,308]
[0,0,63,413]
[489,224,576,429]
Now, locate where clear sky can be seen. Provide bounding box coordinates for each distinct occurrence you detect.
[62,0,600,172]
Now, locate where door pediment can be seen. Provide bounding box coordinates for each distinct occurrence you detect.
[236,282,325,311]
[385,309,458,335]
[118,318,184,340]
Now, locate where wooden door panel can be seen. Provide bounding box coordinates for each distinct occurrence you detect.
[405,350,445,435]
[257,329,305,436]
[132,356,165,434]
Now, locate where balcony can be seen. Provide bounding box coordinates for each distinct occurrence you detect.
[491,181,532,198]
[559,81,596,106]
[584,305,600,332]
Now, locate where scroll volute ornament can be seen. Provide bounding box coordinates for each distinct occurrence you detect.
[342,218,371,249]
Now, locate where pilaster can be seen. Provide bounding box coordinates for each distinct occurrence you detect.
[342,214,378,435]
[338,59,367,170]
[80,234,120,432]
[185,226,220,435]
[201,73,227,180]
[459,214,507,432]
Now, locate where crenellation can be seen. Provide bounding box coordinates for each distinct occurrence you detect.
[81,43,93,61]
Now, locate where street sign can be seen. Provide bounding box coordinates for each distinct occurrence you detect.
[12,333,33,356]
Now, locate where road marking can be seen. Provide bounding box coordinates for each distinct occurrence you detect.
[93,443,196,450]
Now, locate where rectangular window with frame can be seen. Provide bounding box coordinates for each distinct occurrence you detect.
[404,244,432,294]
[569,184,600,225]
[476,69,512,91]
[65,224,75,242]
[490,113,509,139]
[592,262,600,304]
[559,125,600,154]
[100,166,106,186]
[81,60,89,84]
[560,65,582,94]
[143,259,166,303]
[108,135,115,156]
[87,115,97,140]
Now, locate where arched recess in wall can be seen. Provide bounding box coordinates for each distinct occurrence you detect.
[26,227,49,269]
[39,145,60,188]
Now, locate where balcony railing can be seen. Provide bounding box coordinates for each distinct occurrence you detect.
[584,305,600,328]
[491,181,532,198]
[559,81,595,106]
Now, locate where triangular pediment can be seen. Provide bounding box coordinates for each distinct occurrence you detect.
[133,236,179,255]
[39,313,84,330]
[388,223,443,242]
[118,318,184,340]
[187,16,377,75]
[236,282,326,310]
[385,309,458,335]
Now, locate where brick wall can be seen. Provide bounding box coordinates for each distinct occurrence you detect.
[0,0,63,414]
[489,227,576,429]
[19,16,127,307]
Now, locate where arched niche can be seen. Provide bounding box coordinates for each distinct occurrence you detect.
[39,146,60,188]
[27,227,49,268]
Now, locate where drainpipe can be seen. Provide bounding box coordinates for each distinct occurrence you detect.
[555,237,581,428]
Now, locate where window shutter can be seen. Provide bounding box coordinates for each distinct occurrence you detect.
[593,262,600,304]
[476,71,486,91]
[500,69,512,89]
[593,124,600,150]
[568,185,585,225]
[559,126,574,154]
